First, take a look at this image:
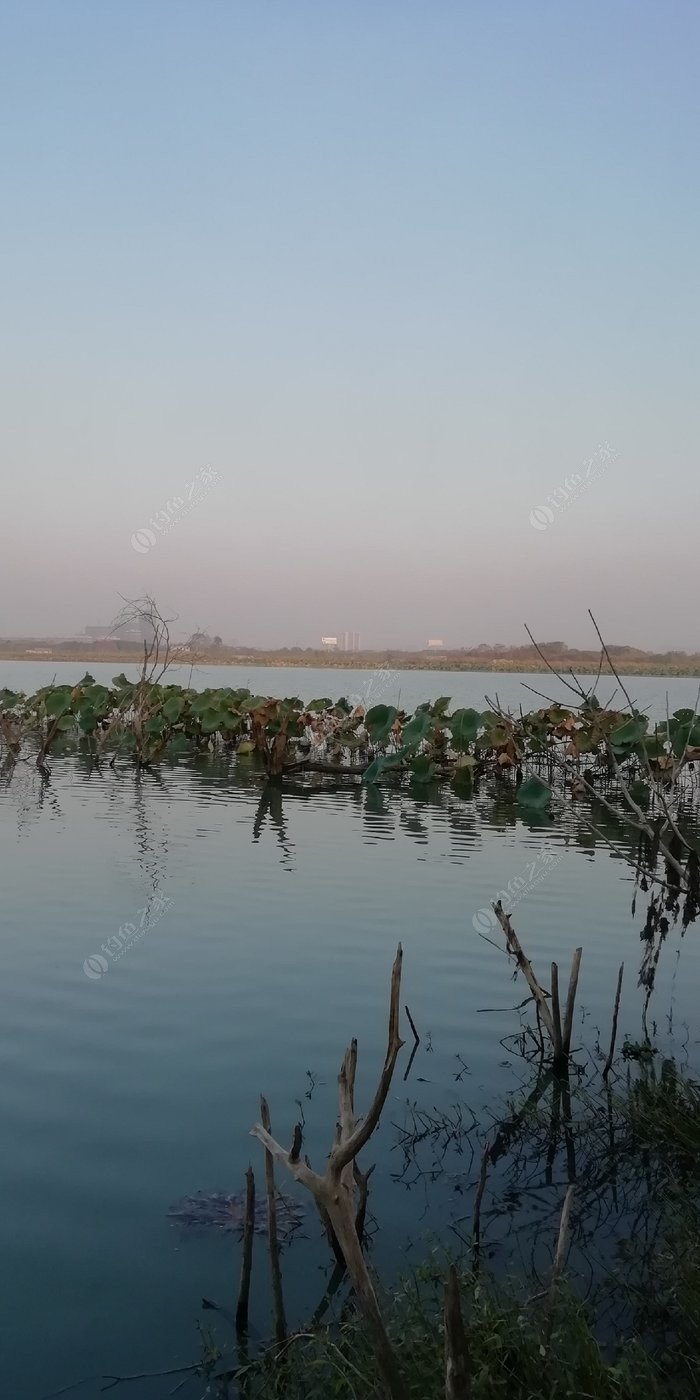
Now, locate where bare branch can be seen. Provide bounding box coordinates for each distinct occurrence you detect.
[332,944,404,1171]
[492,904,557,1046]
[249,1123,320,1192]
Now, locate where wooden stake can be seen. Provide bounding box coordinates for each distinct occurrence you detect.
[235,1165,255,1334]
[602,963,624,1080]
[259,1097,287,1343]
[561,949,583,1056]
[550,962,563,1060]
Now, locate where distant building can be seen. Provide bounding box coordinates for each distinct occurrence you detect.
[339,630,361,652]
[85,619,156,644]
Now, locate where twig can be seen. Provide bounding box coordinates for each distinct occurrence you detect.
[523,624,588,701]
[99,1367,197,1392]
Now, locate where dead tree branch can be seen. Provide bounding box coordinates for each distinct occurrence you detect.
[251,945,406,1400]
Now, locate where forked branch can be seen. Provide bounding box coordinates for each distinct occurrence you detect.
[250,944,407,1400]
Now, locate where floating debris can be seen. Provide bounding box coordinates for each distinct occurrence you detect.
[167,1189,304,1239]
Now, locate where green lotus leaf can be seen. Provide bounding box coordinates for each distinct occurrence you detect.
[45,688,73,717]
[401,712,435,748]
[516,776,552,810]
[362,755,387,784]
[410,755,437,783]
[365,705,398,745]
[448,708,482,750]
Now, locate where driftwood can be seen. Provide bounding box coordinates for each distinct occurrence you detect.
[251,945,406,1400]
[444,1265,471,1399]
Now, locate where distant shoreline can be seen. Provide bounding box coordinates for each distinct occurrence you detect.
[2,647,699,679]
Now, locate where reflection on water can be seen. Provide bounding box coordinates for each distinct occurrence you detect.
[0,750,698,1398]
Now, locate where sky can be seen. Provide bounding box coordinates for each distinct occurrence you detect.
[1,1,698,651]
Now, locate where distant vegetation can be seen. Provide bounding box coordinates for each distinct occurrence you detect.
[2,635,700,675]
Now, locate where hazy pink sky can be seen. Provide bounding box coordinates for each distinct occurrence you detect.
[1,3,698,650]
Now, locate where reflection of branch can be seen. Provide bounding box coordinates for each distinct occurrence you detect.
[472,1141,491,1256]
[548,1184,576,1306]
[98,1364,197,1392]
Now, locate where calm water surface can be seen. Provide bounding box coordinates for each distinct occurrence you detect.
[1,671,699,1398]
[3,659,700,717]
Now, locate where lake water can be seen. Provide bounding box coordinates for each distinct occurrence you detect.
[1,667,699,1398]
[3,659,700,719]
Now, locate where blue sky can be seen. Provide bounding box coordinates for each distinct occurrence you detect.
[1,1,698,648]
